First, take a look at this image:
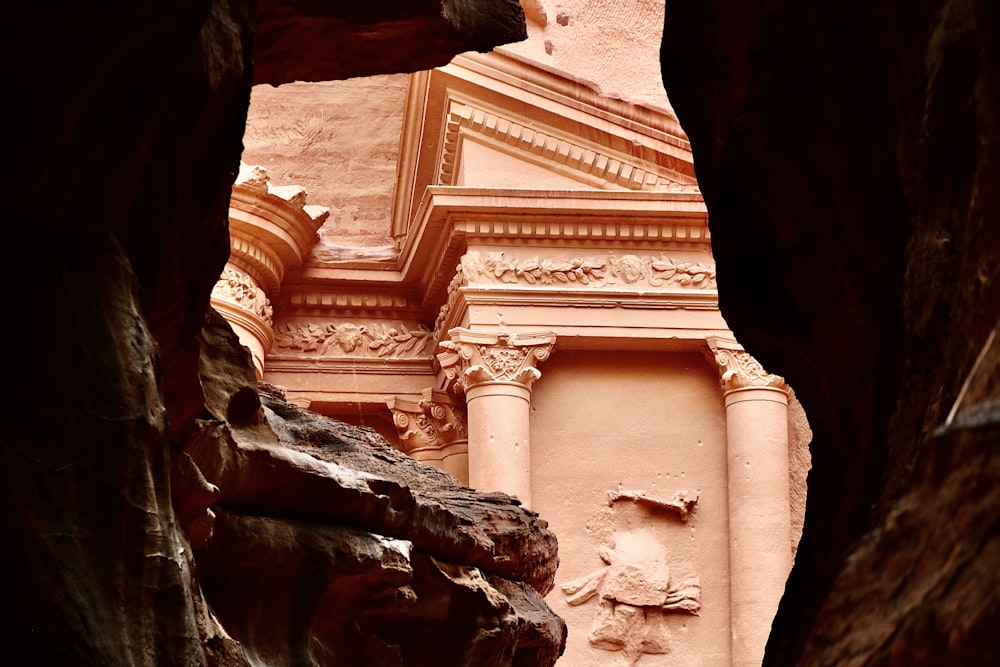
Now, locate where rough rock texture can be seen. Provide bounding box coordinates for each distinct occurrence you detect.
[661,2,999,665]
[193,312,564,665]
[0,1,552,665]
[500,0,674,111]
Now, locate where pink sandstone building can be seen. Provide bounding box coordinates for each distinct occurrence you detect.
[214,27,812,667]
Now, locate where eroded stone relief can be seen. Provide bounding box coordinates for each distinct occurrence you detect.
[561,516,702,665]
[606,488,699,522]
[460,251,716,288]
[273,321,435,358]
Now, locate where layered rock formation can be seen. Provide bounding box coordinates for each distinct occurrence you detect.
[193,311,564,665]
[661,2,999,664]
[1,0,567,665]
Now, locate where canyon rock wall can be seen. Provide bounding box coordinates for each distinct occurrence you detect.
[0,1,563,665]
[661,2,998,665]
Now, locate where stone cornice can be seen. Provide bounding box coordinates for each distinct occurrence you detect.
[230,163,329,292]
[452,52,689,146]
[392,51,695,240]
[263,356,436,377]
[281,188,710,318]
[437,329,556,392]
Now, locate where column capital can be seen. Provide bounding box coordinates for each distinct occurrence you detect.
[705,337,789,394]
[437,329,556,392]
[386,389,468,456]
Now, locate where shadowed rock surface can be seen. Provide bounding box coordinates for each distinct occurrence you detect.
[3,0,997,663]
[0,0,565,665]
[661,2,999,664]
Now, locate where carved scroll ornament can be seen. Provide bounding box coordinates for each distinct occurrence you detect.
[437,330,555,392]
[711,347,789,393]
[273,321,435,358]
[387,394,468,455]
[461,251,717,289]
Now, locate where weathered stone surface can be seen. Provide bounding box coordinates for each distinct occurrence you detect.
[242,75,410,250]
[0,0,533,664]
[661,1,999,664]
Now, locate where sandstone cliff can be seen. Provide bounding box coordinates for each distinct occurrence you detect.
[662,2,999,664]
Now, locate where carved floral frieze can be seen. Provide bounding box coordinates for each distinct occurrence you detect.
[273,321,436,358]
[460,251,716,289]
[212,266,273,325]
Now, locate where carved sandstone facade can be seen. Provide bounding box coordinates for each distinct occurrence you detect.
[220,51,812,666]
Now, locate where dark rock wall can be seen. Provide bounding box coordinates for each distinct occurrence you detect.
[0,1,544,665]
[2,1,254,663]
[661,1,998,664]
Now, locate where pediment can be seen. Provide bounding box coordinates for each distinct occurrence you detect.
[441,101,671,191]
[392,53,698,239]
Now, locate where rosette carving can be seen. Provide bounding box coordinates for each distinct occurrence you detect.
[437,329,556,392]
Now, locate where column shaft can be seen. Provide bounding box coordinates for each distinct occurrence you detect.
[466,382,532,505]
[725,386,791,667]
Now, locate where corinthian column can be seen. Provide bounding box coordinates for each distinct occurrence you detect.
[437,329,555,507]
[707,339,792,667]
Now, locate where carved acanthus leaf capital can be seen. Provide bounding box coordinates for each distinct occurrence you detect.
[387,389,468,455]
[437,329,556,392]
[706,339,788,394]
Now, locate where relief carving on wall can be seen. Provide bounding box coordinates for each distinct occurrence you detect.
[460,251,717,289]
[212,265,274,325]
[273,321,435,358]
[562,491,702,664]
